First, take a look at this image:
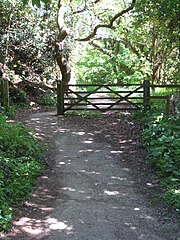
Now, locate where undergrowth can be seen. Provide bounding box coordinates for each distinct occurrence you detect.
[0,114,43,231]
[37,92,56,107]
[134,109,180,210]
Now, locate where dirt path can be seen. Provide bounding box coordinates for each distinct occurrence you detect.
[3,111,179,240]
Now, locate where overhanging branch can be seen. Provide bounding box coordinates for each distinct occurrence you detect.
[90,42,113,57]
[76,0,136,41]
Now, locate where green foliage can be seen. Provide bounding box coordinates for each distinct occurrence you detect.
[0,106,16,119]
[37,92,56,107]
[142,115,179,176]
[0,156,42,201]
[9,88,27,104]
[73,0,179,86]
[0,118,42,159]
[0,114,43,230]
[131,0,179,84]
[22,0,49,8]
[0,0,57,87]
[135,109,180,209]
[163,189,180,209]
[76,45,143,85]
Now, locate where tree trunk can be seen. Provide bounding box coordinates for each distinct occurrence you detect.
[55,0,71,95]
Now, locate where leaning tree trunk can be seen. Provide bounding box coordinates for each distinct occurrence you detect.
[55,0,71,95]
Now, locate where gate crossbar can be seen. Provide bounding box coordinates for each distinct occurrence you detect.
[105,85,143,110]
[64,84,143,111]
[66,86,102,111]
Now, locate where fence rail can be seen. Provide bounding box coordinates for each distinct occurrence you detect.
[57,80,180,115]
[57,80,150,114]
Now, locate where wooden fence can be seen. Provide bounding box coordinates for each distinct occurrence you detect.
[0,79,9,108]
[57,80,180,115]
[150,84,180,115]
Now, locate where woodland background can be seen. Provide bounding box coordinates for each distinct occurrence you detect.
[0,0,179,232]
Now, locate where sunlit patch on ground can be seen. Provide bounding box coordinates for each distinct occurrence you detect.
[2,111,179,240]
[11,216,74,238]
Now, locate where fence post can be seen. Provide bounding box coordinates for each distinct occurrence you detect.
[0,78,2,106]
[0,79,9,108]
[143,80,150,109]
[57,80,64,115]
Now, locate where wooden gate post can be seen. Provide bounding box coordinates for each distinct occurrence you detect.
[0,79,2,107]
[0,79,9,108]
[57,80,64,115]
[143,80,150,109]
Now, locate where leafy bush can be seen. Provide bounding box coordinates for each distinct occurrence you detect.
[142,114,179,178]
[136,110,180,209]
[37,92,56,107]
[9,88,27,104]
[0,106,16,119]
[163,189,180,209]
[0,114,43,231]
[0,117,42,158]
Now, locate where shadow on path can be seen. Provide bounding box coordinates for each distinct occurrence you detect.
[2,111,180,240]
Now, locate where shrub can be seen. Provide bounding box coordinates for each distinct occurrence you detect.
[9,88,27,104]
[0,116,42,159]
[37,92,56,107]
[0,114,43,231]
[136,110,180,209]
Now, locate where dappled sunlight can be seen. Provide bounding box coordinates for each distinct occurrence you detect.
[5,169,74,239]
[72,131,85,135]
[134,207,140,211]
[104,190,120,196]
[58,161,66,165]
[140,214,154,220]
[61,187,76,192]
[83,140,93,144]
[5,111,174,240]
[56,159,72,167]
[111,176,127,181]
[32,187,55,200]
[24,201,53,212]
[124,222,137,230]
[111,150,123,154]
[12,216,74,238]
[122,167,131,172]
[80,170,100,175]
[79,149,93,153]
[45,218,73,231]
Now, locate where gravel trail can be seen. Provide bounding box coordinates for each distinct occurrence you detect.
[3,111,179,240]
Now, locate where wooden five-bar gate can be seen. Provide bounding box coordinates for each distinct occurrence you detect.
[57,80,151,115]
[0,79,179,114]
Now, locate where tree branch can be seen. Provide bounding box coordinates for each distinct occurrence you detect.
[57,0,68,42]
[76,0,136,41]
[73,0,87,14]
[90,42,113,57]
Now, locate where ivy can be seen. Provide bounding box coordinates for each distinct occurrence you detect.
[140,112,180,209]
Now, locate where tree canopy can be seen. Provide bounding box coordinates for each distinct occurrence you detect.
[0,0,179,87]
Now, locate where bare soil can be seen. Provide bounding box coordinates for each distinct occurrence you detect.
[1,109,179,240]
